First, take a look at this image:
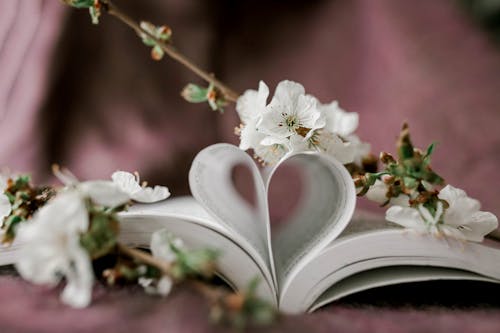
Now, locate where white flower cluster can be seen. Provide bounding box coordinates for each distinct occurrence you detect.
[236,80,369,165]
[365,182,498,242]
[15,170,170,308]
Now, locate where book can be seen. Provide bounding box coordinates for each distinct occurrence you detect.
[2,143,500,313]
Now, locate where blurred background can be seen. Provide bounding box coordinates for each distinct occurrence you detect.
[0,0,499,218]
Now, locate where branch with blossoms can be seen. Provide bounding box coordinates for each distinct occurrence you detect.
[0,169,276,328]
[354,124,498,242]
[61,0,239,112]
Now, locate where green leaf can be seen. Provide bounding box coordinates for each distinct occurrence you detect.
[2,215,24,243]
[80,211,119,259]
[423,142,437,165]
[172,248,219,279]
[14,175,31,190]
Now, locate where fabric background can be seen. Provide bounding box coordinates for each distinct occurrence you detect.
[1,0,500,332]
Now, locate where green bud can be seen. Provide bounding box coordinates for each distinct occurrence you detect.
[61,0,95,8]
[181,84,209,103]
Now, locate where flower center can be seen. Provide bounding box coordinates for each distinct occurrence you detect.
[284,115,299,129]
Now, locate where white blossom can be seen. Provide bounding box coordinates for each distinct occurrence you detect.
[236,81,270,152]
[364,178,410,207]
[139,229,183,297]
[253,142,289,165]
[53,166,130,207]
[236,80,269,125]
[310,130,356,164]
[15,191,94,308]
[438,185,498,242]
[235,80,370,166]
[318,100,359,137]
[111,171,170,203]
[138,276,173,297]
[343,134,371,166]
[258,80,325,140]
[385,185,498,242]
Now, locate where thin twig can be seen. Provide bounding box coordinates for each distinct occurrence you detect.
[116,242,171,275]
[116,242,227,302]
[101,0,240,103]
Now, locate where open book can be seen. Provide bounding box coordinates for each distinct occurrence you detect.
[2,143,500,313]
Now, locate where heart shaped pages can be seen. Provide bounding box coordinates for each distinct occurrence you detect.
[189,143,356,299]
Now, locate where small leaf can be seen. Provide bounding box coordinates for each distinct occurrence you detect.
[423,142,437,165]
[80,211,119,259]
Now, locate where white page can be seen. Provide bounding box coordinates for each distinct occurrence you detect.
[189,144,276,293]
[310,265,499,312]
[280,226,500,313]
[269,152,356,295]
[120,196,276,304]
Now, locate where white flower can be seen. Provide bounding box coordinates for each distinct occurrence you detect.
[15,191,94,308]
[235,80,370,166]
[364,178,409,207]
[236,81,270,152]
[254,142,289,165]
[318,100,359,137]
[343,134,371,166]
[139,229,182,297]
[258,80,325,140]
[438,185,498,242]
[238,120,263,151]
[151,229,183,262]
[53,166,130,207]
[385,185,498,242]
[310,130,356,164]
[236,80,269,124]
[112,171,170,203]
[54,167,169,206]
[138,276,173,297]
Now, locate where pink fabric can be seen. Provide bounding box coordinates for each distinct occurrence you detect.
[2,272,500,333]
[0,0,64,177]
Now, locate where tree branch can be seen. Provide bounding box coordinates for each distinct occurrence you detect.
[101,0,240,103]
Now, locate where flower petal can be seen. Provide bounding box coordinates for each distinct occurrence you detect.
[151,229,179,263]
[365,180,389,204]
[270,80,305,107]
[156,276,173,296]
[321,101,359,136]
[38,191,89,232]
[112,171,170,203]
[131,185,170,203]
[79,180,130,207]
[236,80,269,123]
[386,206,427,232]
[60,238,94,308]
[458,211,498,242]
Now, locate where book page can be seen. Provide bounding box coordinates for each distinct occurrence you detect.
[268,152,356,290]
[279,227,500,313]
[310,265,499,312]
[120,197,276,304]
[189,144,276,290]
